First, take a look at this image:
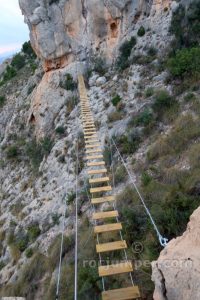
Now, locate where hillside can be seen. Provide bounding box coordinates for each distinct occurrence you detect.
[0,0,200,299]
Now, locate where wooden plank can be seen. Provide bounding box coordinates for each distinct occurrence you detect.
[84,128,96,131]
[84,136,98,140]
[83,121,94,124]
[85,144,101,148]
[88,169,107,175]
[85,140,99,144]
[83,123,95,126]
[91,195,115,204]
[84,132,97,135]
[86,149,102,154]
[90,186,112,193]
[87,161,105,167]
[85,136,98,140]
[83,124,95,127]
[96,240,127,253]
[89,177,109,184]
[84,129,96,132]
[92,210,118,220]
[84,127,96,131]
[86,155,103,160]
[83,117,93,119]
[94,223,122,234]
[102,286,140,300]
[99,261,133,277]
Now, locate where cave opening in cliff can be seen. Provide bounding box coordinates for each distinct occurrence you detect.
[29,113,36,124]
[110,22,118,38]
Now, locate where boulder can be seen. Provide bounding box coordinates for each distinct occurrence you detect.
[152,206,200,300]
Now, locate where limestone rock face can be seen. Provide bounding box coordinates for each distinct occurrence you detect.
[152,206,200,300]
[18,0,173,137]
[19,0,172,71]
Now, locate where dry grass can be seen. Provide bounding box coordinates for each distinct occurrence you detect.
[148,114,200,161]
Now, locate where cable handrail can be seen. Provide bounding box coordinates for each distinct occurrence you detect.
[107,129,168,247]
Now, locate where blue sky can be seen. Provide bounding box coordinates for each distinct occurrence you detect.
[0,0,29,56]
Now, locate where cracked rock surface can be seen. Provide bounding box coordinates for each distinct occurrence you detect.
[152,206,200,300]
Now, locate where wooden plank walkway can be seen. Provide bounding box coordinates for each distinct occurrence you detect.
[78,75,140,300]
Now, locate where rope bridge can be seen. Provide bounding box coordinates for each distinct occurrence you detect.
[77,75,141,300]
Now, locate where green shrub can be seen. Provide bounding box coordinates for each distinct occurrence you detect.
[111,94,121,106]
[134,109,154,127]
[26,139,43,172]
[26,137,54,172]
[115,131,141,155]
[145,87,154,98]
[114,165,127,184]
[25,248,34,258]
[78,265,101,299]
[66,96,78,115]
[141,172,152,186]
[167,47,200,79]
[55,126,65,134]
[93,56,107,76]
[0,261,5,271]
[22,41,36,58]
[52,213,61,225]
[61,74,77,91]
[147,47,157,57]
[27,84,36,95]
[27,224,41,241]
[170,2,200,49]
[11,53,25,70]
[17,235,29,252]
[6,145,19,159]
[184,92,196,102]
[0,95,6,107]
[137,26,146,37]
[152,89,174,114]
[66,192,76,204]
[116,36,137,70]
[40,137,54,155]
[1,65,16,84]
[30,62,37,73]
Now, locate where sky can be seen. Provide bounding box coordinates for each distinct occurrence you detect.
[0,0,29,57]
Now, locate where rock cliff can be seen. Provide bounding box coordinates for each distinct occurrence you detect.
[152,206,200,300]
[19,0,173,138]
[19,0,172,71]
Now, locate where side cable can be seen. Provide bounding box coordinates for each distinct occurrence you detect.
[106,127,168,247]
[55,193,68,300]
[74,140,79,300]
[56,158,71,300]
